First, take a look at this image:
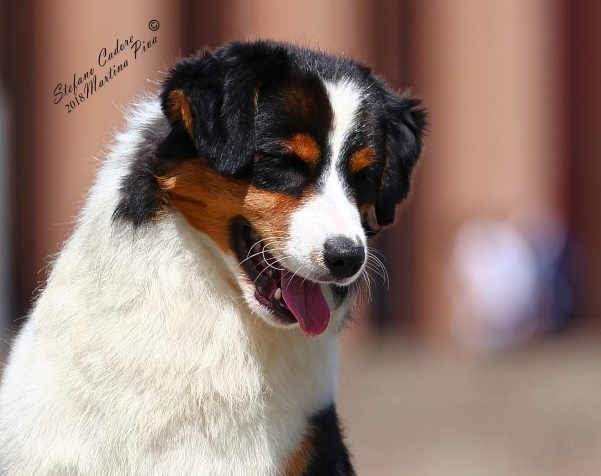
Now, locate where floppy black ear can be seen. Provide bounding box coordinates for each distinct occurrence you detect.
[159,42,290,176]
[374,88,427,227]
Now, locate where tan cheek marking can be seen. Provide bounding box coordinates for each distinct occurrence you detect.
[349,146,376,174]
[159,159,315,257]
[286,134,320,165]
[242,187,310,250]
[158,159,249,252]
[284,431,314,476]
[167,89,194,137]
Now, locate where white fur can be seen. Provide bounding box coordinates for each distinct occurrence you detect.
[0,99,340,475]
[283,81,367,286]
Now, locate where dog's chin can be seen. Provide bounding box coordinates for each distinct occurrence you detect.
[231,217,355,337]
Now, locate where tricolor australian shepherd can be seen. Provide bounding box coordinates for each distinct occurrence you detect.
[0,41,425,475]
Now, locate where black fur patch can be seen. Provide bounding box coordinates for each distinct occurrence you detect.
[339,104,382,208]
[372,83,427,227]
[330,283,354,309]
[112,116,198,226]
[112,116,171,226]
[304,403,356,476]
[160,42,292,178]
[115,40,426,233]
[252,73,333,196]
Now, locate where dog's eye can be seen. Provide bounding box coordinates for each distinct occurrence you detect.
[352,169,370,183]
[252,154,311,194]
[350,167,379,208]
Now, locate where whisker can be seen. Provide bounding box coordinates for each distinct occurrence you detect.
[367,246,387,259]
[366,253,390,289]
[356,271,373,304]
[365,262,386,280]
[238,249,267,267]
[237,237,273,267]
[252,266,273,286]
[281,264,313,291]
[237,237,288,268]
[366,271,375,298]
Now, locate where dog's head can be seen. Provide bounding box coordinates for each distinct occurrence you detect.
[152,41,425,336]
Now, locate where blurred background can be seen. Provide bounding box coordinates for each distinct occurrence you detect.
[1,0,600,474]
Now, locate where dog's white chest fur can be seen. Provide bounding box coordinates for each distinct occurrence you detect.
[0,118,337,475]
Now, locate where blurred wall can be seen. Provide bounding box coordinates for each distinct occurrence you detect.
[0,0,11,335]
[4,1,184,319]
[2,1,599,346]
[410,0,569,345]
[567,2,601,328]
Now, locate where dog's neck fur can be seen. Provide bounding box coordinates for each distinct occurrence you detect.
[5,100,339,474]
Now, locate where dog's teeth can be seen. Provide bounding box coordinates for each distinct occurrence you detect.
[274,288,282,301]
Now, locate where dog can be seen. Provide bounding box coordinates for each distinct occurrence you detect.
[0,40,425,475]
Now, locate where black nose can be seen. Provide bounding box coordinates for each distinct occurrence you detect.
[323,236,365,280]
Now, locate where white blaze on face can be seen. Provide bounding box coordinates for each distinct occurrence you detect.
[282,80,367,284]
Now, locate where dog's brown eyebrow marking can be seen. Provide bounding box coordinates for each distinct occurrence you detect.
[286,133,320,165]
[167,89,194,136]
[349,146,376,174]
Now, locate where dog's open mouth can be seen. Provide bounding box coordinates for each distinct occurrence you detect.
[233,217,331,337]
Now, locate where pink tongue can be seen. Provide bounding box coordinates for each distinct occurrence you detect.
[280,274,331,337]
